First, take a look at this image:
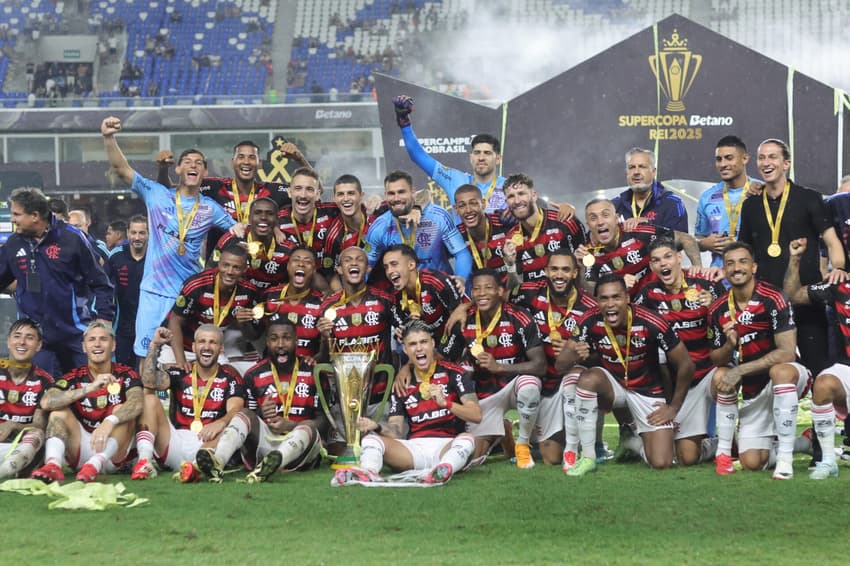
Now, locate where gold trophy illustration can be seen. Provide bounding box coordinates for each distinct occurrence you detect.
[648,29,702,112]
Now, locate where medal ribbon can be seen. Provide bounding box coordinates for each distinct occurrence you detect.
[482,176,498,210]
[466,219,491,269]
[631,193,648,219]
[333,286,368,308]
[0,359,32,369]
[213,274,237,326]
[603,308,633,383]
[547,287,577,335]
[279,283,311,303]
[727,292,744,362]
[414,359,437,392]
[191,365,215,424]
[474,305,503,347]
[345,213,366,248]
[292,208,318,248]
[762,181,791,251]
[401,275,422,313]
[231,180,256,225]
[723,178,749,237]
[394,217,418,248]
[270,358,299,418]
[175,191,201,253]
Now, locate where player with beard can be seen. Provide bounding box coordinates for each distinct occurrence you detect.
[107,214,148,367]
[635,238,725,465]
[0,320,53,479]
[322,174,375,285]
[366,170,472,288]
[133,325,245,482]
[166,242,260,375]
[196,320,328,483]
[556,274,695,476]
[211,197,291,292]
[263,246,326,360]
[611,147,689,232]
[32,322,143,483]
[335,319,481,486]
[381,244,462,339]
[578,198,702,298]
[708,242,809,479]
[440,269,546,468]
[511,250,598,468]
[502,174,586,283]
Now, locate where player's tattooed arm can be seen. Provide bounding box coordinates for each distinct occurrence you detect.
[674,231,703,268]
[40,374,108,411]
[142,328,173,390]
[110,387,144,423]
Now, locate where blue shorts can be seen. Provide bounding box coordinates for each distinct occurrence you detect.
[134,290,176,357]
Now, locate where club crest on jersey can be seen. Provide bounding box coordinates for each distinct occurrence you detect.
[175,295,186,308]
[294,382,310,397]
[96,396,108,409]
[534,244,545,257]
[671,299,682,312]
[351,313,363,326]
[212,250,221,262]
[7,390,19,403]
[612,256,624,270]
[288,312,299,323]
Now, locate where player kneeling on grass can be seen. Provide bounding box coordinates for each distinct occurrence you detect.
[555,274,695,476]
[334,320,481,486]
[31,322,143,483]
[133,325,244,483]
[0,319,53,479]
[195,318,327,483]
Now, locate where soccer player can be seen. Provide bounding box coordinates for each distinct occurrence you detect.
[556,273,695,476]
[502,174,586,283]
[31,322,143,483]
[334,319,481,485]
[263,246,326,360]
[166,242,260,375]
[454,184,512,276]
[101,116,236,364]
[133,325,245,482]
[611,147,689,232]
[440,268,546,468]
[381,244,463,338]
[511,250,597,468]
[708,242,809,479]
[635,238,726,465]
[195,319,328,483]
[695,136,762,268]
[0,319,52,479]
[278,167,339,273]
[366,170,473,286]
[107,214,148,367]
[322,174,374,283]
[577,198,701,298]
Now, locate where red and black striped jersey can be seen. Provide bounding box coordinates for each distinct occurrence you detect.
[278,202,340,267]
[169,268,259,350]
[394,269,463,338]
[321,208,375,276]
[708,280,795,398]
[200,178,291,220]
[634,276,725,384]
[212,232,292,291]
[54,364,142,432]
[583,224,672,298]
[389,361,475,438]
[242,358,320,423]
[166,364,244,429]
[808,280,850,364]
[511,281,598,395]
[575,304,680,398]
[507,210,587,282]
[263,286,325,359]
[456,213,510,272]
[440,302,543,398]
[0,366,53,425]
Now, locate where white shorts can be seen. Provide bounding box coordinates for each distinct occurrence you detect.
[160,423,203,471]
[739,362,809,452]
[246,420,322,471]
[817,363,850,420]
[467,377,520,438]
[673,369,716,440]
[70,422,132,472]
[0,442,13,463]
[599,368,673,435]
[395,437,453,470]
[532,392,563,443]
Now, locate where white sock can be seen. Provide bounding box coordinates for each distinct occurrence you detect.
[278,425,311,468]
[359,434,384,473]
[715,393,738,456]
[561,373,579,454]
[773,384,798,462]
[515,376,541,445]
[215,411,251,464]
[87,437,118,473]
[135,430,155,461]
[575,387,598,460]
[437,435,474,471]
[811,402,836,465]
[44,437,65,467]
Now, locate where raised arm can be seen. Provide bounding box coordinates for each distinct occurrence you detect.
[101,116,136,185]
[142,327,174,391]
[783,238,812,305]
[674,230,703,268]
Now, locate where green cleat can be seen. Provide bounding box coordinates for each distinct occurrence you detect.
[566,456,597,477]
[196,449,224,483]
[245,450,283,484]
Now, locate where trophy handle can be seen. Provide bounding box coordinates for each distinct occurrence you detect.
[312,363,339,431]
[369,363,396,423]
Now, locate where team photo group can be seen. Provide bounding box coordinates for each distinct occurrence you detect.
[2,94,849,488]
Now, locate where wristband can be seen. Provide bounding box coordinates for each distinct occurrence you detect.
[445,398,453,411]
[104,415,119,425]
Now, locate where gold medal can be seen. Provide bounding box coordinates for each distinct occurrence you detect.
[177,243,185,256]
[583,254,596,267]
[107,382,121,395]
[190,419,203,433]
[470,342,484,359]
[325,307,337,321]
[408,301,421,316]
[247,241,261,256]
[511,231,524,247]
[767,243,781,257]
[549,331,561,343]
[684,287,699,302]
[252,304,265,320]
[419,381,431,399]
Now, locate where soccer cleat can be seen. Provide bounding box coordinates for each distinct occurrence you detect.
[177,461,201,483]
[515,443,535,469]
[196,449,224,483]
[76,463,99,483]
[772,459,794,480]
[31,462,65,484]
[421,463,454,485]
[595,442,614,463]
[245,450,283,484]
[131,458,158,480]
[809,460,839,480]
[612,429,640,463]
[566,456,597,477]
[715,453,735,475]
[331,467,382,486]
[562,450,577,473]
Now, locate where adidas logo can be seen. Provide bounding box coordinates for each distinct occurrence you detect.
[16,248,26,258]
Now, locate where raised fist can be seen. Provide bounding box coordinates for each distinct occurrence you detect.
[101,116,122,136]
[392,95,414,128]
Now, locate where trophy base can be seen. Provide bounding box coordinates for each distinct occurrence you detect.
[665,101,685,112]
[330,446,359,470]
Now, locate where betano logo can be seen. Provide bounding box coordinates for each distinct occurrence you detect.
[649,29,701,112]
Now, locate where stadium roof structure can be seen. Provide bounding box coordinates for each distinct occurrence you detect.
[376,13,850,201]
